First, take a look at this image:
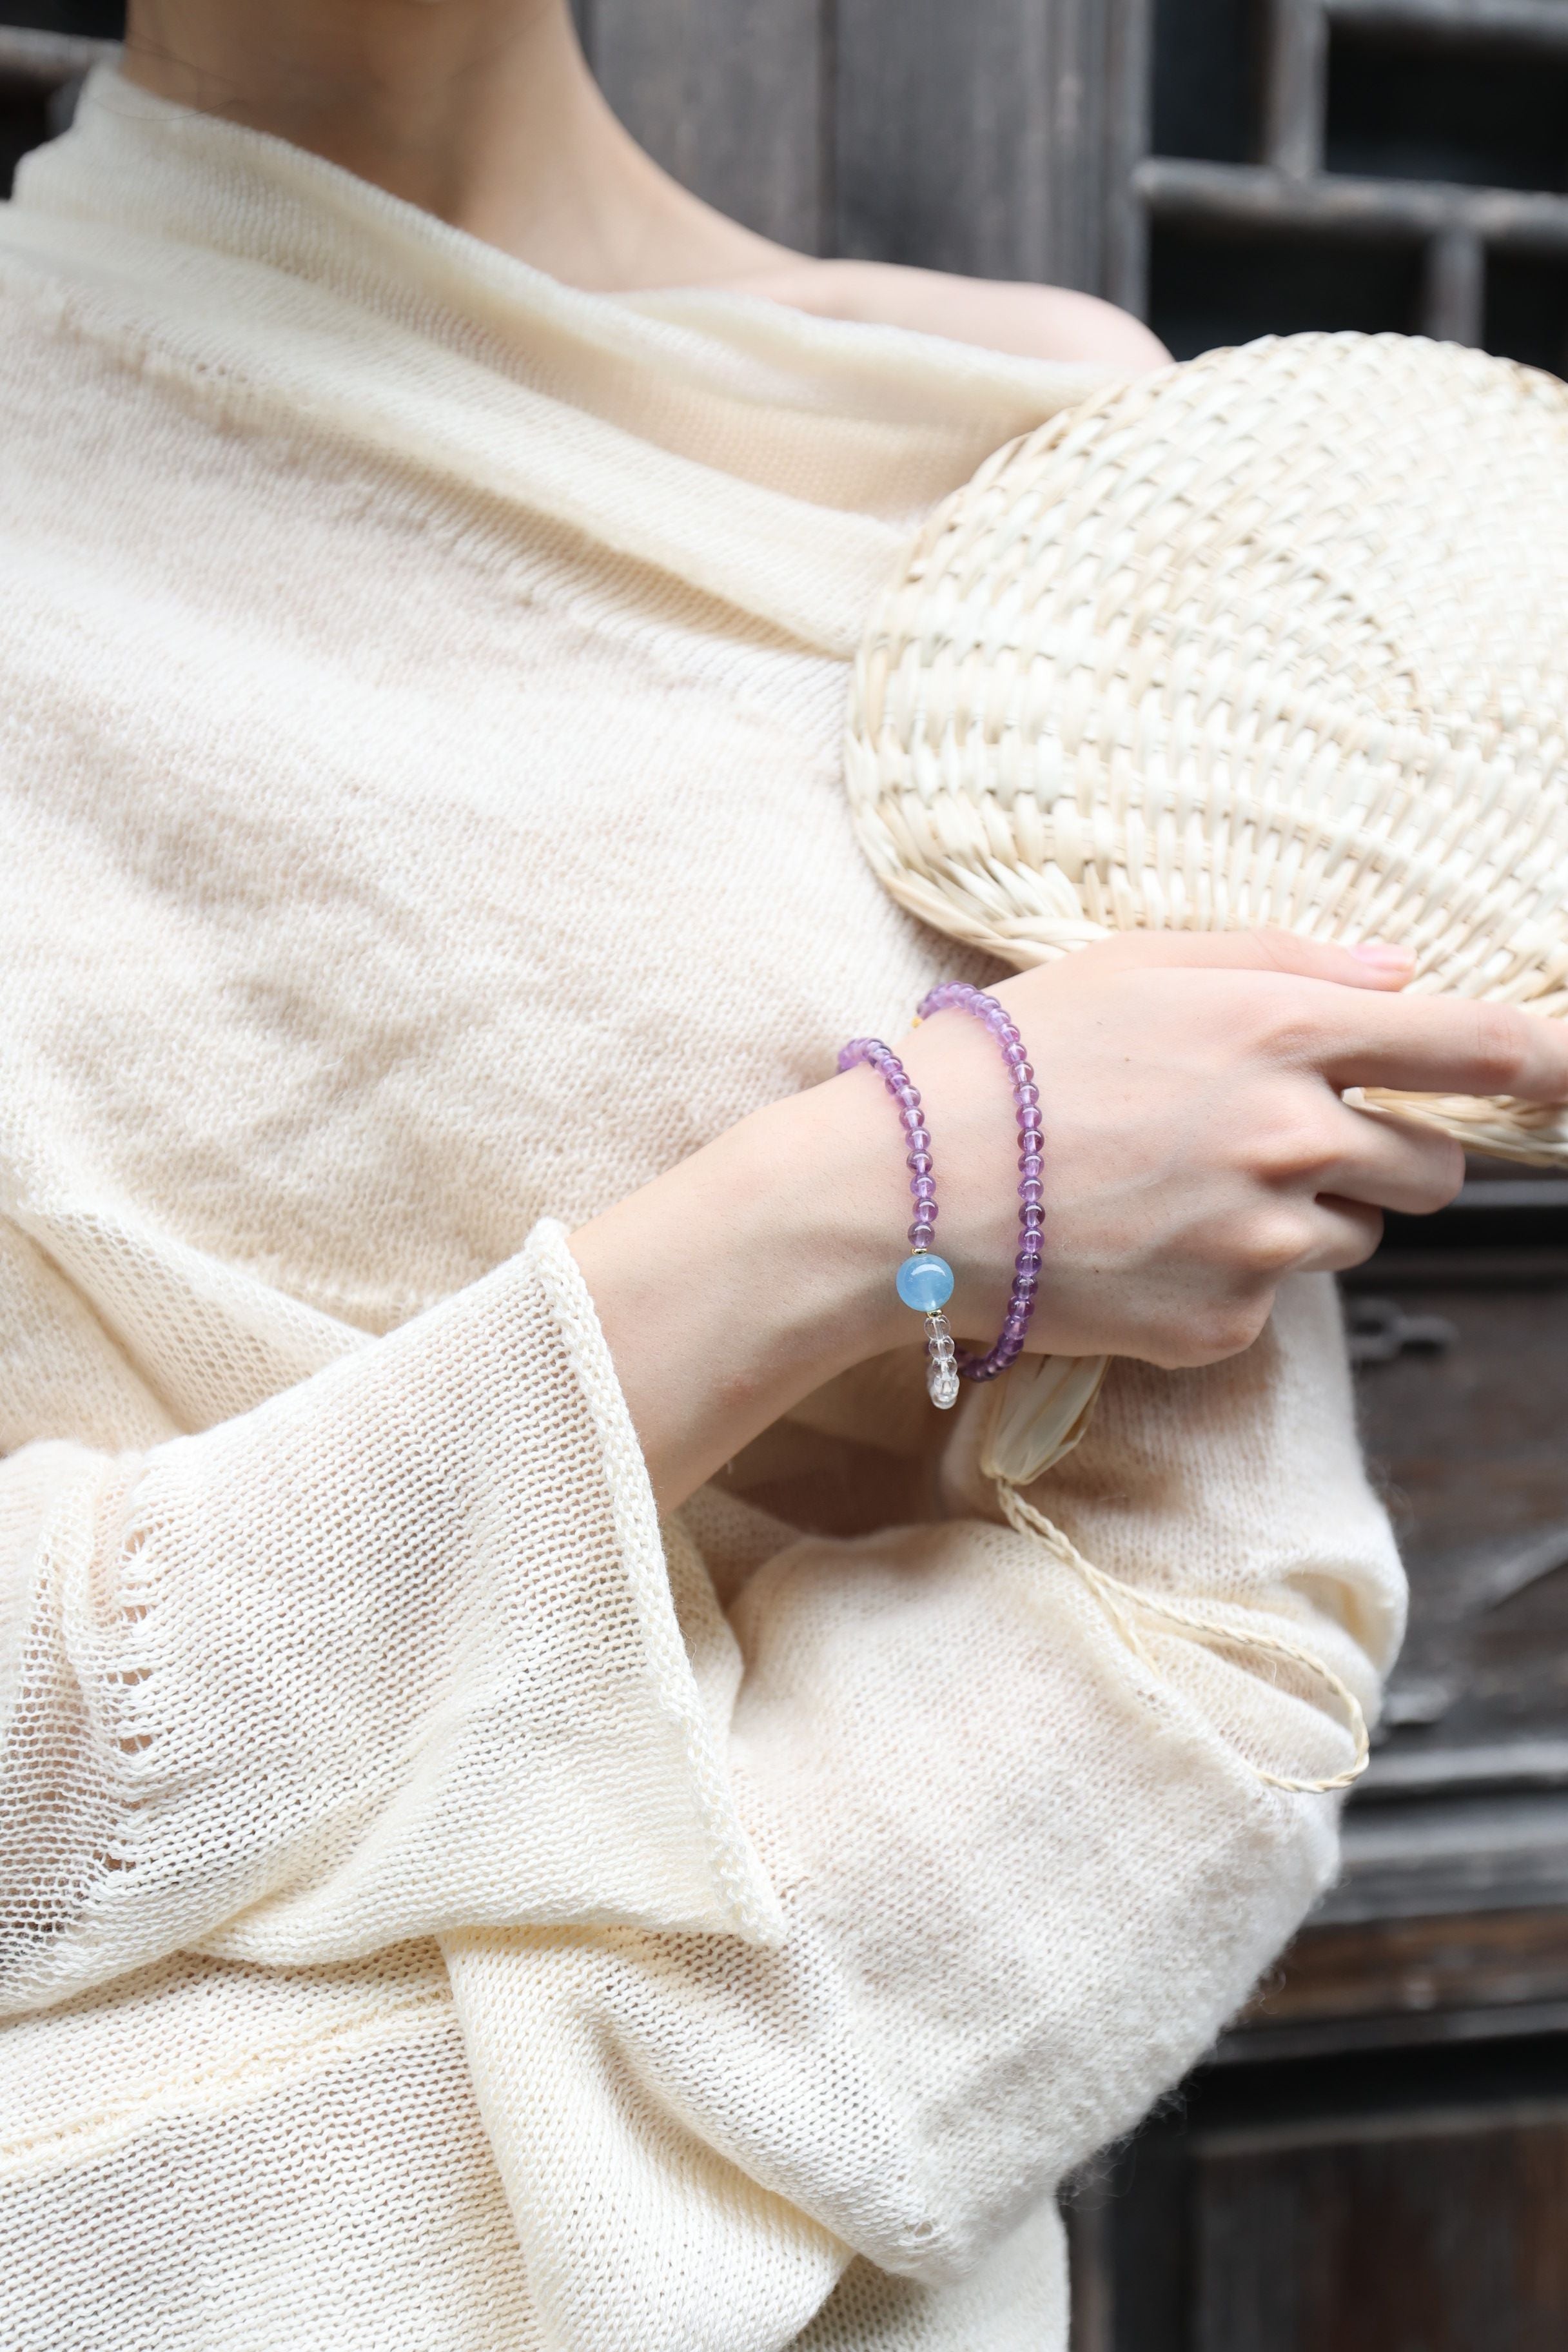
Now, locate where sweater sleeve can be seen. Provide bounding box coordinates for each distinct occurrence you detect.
[0,1219,779,2018]
[439,1273,1406,2352]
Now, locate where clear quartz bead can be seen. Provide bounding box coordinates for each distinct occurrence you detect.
[925,1313,961,1407]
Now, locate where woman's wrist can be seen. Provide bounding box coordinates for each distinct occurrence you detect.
[567,1063,913,1513]
[717,1073,917,1375]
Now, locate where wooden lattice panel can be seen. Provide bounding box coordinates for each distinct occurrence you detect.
[1132,0,1568,346]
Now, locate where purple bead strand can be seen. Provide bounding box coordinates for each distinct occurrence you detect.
[913,982,1043,1382]
[838,1034,963,1408]
[836,1035,941,1250]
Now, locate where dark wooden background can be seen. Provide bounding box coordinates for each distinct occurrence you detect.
[580,0,1568,368]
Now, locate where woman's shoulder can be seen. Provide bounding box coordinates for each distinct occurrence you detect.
[722,254,1170,371]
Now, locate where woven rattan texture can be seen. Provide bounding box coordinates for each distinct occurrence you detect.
[848,332,1568,1161]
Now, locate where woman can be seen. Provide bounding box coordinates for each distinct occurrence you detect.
[2,6,1562,2348]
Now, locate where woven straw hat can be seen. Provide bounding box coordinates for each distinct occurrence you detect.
[848,331,1568,1163]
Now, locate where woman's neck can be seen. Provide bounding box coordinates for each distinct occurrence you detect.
[120,0,1173,366]
[121,0,789,291]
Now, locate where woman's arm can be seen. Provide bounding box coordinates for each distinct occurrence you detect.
[572,927,1565,1510]
[0,1221,782,2017]
[441,1273,1405,2349]
[6,930,1560,2013]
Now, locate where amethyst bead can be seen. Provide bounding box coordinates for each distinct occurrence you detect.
[838,1030,963,1407]
[913,979,1048,1382]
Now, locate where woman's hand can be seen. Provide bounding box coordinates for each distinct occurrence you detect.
[573,930,1568,1511]
[897,930,1536,1368]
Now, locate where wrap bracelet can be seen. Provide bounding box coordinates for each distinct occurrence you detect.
[836,1035,961,1407]
[838,983,1043,1410]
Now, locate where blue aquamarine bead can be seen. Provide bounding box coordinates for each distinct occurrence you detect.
[896,1252,955,1313]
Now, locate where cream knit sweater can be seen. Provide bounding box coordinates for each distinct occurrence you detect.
[0,70,1404,2352]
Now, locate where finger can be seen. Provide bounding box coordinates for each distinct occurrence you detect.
[1304,991,1568,1105]
[1084,925,1416,992]
[1316,1104,1466,1217]
[1292,1197,1386,1274]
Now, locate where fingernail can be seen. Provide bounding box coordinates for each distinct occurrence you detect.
[1351,941,1416,968]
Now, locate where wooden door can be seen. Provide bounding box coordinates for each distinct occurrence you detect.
[1078,2030,1568,2352]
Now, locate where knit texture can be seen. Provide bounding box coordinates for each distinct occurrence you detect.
[0,69,1404,2351]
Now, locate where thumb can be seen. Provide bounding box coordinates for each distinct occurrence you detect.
[1080,926,1417,993]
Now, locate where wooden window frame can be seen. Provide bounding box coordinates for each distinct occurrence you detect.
[1130,0,1568,341]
